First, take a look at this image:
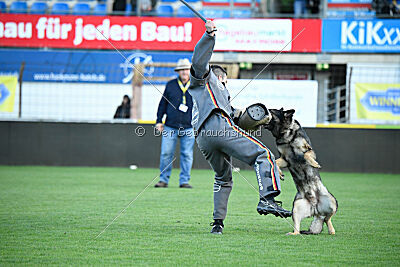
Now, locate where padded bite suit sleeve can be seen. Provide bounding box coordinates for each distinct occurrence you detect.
[191,32,216,80]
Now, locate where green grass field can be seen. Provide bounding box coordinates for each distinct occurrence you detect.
[0,166,399,265]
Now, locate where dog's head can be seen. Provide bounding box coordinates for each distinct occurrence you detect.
[265,108,295,138]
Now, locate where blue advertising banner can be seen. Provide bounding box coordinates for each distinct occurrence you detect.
[322,19,400,53]
[0,49,192,84]
[327,0,371,3]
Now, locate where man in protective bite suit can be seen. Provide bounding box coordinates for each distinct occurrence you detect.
[188,20,292,234]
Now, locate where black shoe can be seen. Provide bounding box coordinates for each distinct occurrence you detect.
[154,181,168,188]
[257,199,292,218]
[179,184,193,189]
[210,219,224,234]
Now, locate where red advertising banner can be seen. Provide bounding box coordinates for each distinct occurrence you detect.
[292,19,321,53]
[0,14,321,52]
[0,14,204,50]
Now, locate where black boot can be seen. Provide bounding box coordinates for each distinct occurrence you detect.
[154,181,168,188]
[210,219,224,234]
[257,199,292,218]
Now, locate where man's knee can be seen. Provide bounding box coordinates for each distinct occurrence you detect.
[258,148,277,165]
[180,149,193,158]
[213,181,232,195]
[214,178,232,187]
[161,150,174,159]
[161,143,176,156]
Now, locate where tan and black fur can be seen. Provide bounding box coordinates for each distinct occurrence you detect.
[266,108,338,235]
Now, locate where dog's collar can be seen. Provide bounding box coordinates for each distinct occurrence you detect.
[276,122,301,146]
[276,137,294,145]
[277,136,313,153]
[276,141,289,145]
[276,129,296,145]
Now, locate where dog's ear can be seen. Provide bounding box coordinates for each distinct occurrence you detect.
[284,109,295,118]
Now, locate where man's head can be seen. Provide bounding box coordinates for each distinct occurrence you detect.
[175,58,191,83]
[122,95,130,105]
[211,65,228,86]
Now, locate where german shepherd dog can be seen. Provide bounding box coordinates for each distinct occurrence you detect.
[266,108,338,235]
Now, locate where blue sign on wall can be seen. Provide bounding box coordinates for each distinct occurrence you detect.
[0,49,193,84]
[0,83,10,105]
[322,19,400,53]
[361,88,400,115]
[327,0,371,3]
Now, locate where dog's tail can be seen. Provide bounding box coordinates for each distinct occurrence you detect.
[299,230,316,235]
[301,216,324,235]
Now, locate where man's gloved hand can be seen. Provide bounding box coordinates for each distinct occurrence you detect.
[205,20,217,36]
[232,108,245,125]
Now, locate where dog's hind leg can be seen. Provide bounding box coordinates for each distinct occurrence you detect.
[325,215,335,235]
[287,198,311,236]
[318,192,337,235]
[301,216,324,235]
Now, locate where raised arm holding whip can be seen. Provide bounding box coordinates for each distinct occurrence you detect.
[188,20,292,234]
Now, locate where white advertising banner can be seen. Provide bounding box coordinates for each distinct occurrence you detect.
[228,79,318,127]
[214,19,293,52]
[143,79,318,127]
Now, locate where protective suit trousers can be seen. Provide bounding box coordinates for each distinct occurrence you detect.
[196,112,281,220]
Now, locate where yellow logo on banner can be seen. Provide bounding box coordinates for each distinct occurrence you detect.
[0,76,18,113]
[356,83,400,121]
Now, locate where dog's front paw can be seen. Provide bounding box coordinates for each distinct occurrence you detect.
[276,165,285,180]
